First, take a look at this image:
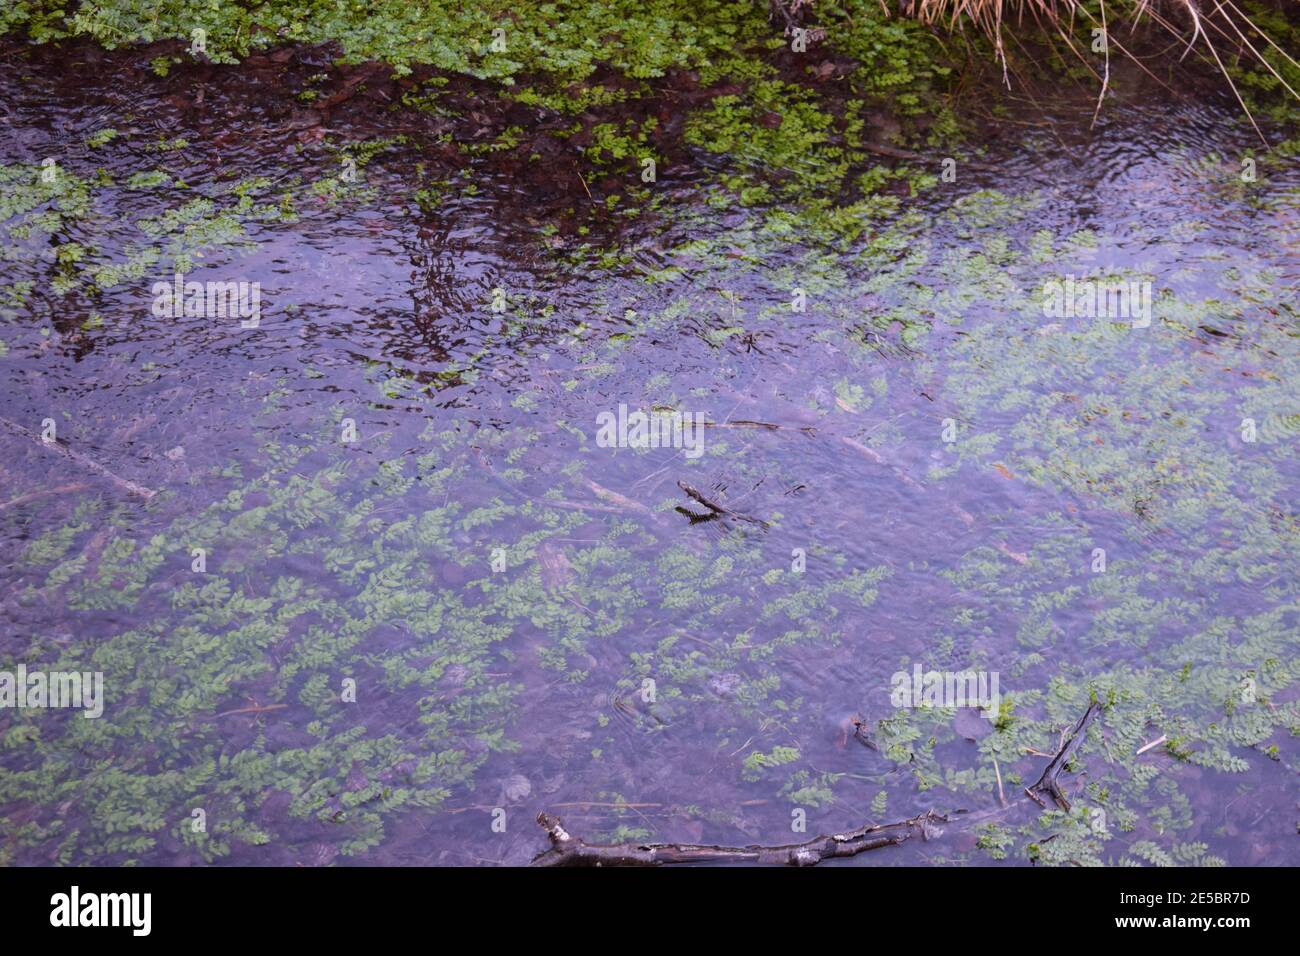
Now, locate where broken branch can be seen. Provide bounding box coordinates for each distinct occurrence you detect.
[1025,700,1102,810]
[860,140,999,172]
[586,478,659,521]
[0,482,90,511]
[1135,734,1167,756]
[701,419,816,433]
[532,702,1105,866]
[839,435,925,491]
[213,703,287,719]
[677,479,770,528]
[530,809,945,867]
[0,416,156,500]
[851,714,879,751]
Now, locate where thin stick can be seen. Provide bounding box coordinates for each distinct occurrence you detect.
[534,702,1104,866]
[860,141,999,172]
[213,703,287,718]
[586,478,659,521]
[572,163,593,201]
[839,435,925,491]
[0,482,90,511]
[1025,700,1103,810]
[531,809,945,867]
[0,416,156,500]
[851,715,879,751]
[701,419,815,433]
[1135,733,1167,756]
[1091,0,1111,129]
[677,479,770,528]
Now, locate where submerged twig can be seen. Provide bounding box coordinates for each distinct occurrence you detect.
[677,479,771,528]
[851,714,879,751]
[860,140,999,172]
[701,419,816,433]
[1025,700,1102,810]
[535,702,1107,866]
[213,702,287,719]
[1135,733,1167,756]
[531,809,945,866]
[0,482,90,511]
[0,416,156,500]
[586,478,659,521]
[993,756,1008,807]
[839,435,925,491]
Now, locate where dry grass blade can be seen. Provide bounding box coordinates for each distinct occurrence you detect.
[889,0,1298,139]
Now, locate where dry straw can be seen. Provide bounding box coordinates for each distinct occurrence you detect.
[885,0,1300,137]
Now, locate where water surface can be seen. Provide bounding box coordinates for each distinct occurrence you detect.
[1,44,1297,866]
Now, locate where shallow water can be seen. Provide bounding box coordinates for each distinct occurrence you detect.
[1,45,1297,866]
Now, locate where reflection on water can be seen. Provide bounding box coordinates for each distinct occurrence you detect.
[1,43,1297,867]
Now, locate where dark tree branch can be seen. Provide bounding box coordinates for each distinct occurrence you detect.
[531,809,945,867]
[1025,700,1102,810]
[531,701,1105,866]
[676,480,770,528]
[768,0,800,34]
[0,415,156,500]
[851,714,879,751]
